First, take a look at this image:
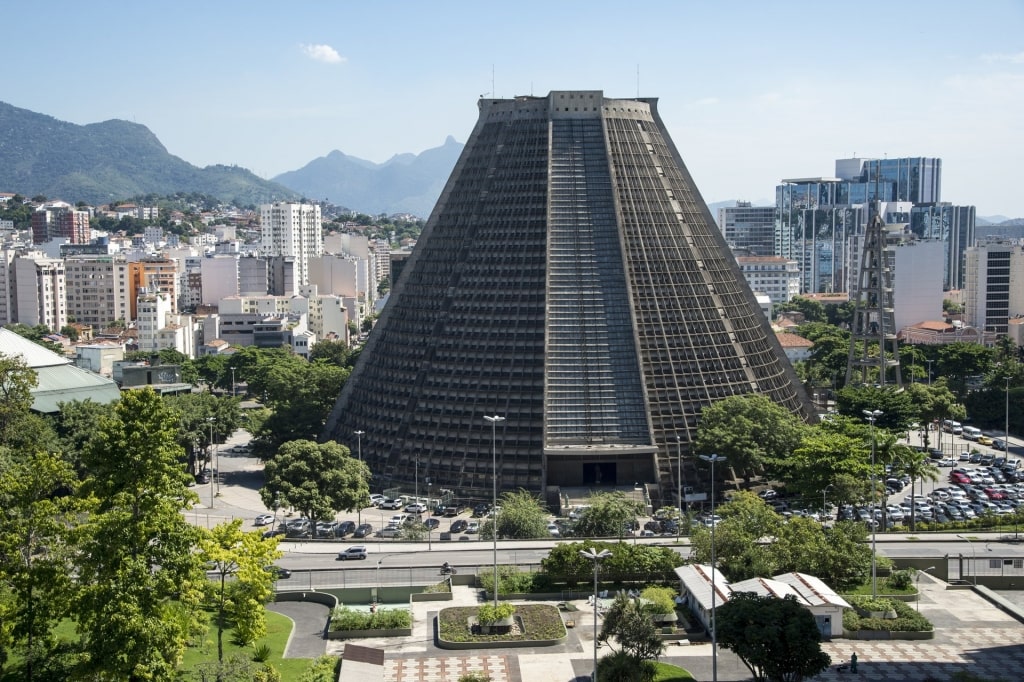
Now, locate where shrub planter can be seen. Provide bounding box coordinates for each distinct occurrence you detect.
[327,627,413,640]
[469,615,518,636]
[411,591,453,602]
[437,604,567,650]
[843,628,934,641]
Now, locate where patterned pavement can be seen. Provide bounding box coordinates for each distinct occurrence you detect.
[387,654,515,682]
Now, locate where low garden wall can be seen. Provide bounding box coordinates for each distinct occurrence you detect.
[326,627,412,640]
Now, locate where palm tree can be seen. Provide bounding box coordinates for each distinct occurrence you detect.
[893,447,940,532]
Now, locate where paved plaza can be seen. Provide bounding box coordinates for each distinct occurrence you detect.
[212,431,1024,681]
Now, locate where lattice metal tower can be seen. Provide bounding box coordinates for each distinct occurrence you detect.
[323,91,815,503]
[846,203,903,387]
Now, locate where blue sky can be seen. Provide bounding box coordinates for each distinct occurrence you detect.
[6,1,1023,217]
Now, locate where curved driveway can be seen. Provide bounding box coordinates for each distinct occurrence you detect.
[267,600,329,659]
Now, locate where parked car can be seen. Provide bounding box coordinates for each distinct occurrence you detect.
[285,518,311,537]
[316,521,338,538]
[466,521,480,534]
[978,435,994,446]
[379,498,404,510]
[369,494,385,506]
[254,513,274,526]
[547,523,560,537]
[335,521,356,537]
[424,518,441,531]
[353,523,373,538]
[992,439,1007,451]
[405,502,428,514]
[757,489,778,499]
[336,545,368,561]
[450,519,468,533]
[472,503,491,517]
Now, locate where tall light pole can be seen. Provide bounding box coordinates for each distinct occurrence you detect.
[580,548,611,682]
[956,534,977,585]
[354,430,365,525]
[415,456,420,506]
[354,430,364,462]
[916,566,936,611]
[699,453,726,682]
[823,483,834,524]
[676,436,684,542]
[1006,377,1011,448]
[484,414,505,608]
[426,477,432,551]
[863,408,883,598]
[230,366,236,397]
[206,417,217,507]
[926,359,933,386]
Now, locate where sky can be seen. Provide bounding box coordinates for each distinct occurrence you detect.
[5,1,1023,218]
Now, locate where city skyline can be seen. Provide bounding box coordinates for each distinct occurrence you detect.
[4,1,1022,218]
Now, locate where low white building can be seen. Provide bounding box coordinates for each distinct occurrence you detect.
[674,565,849,640]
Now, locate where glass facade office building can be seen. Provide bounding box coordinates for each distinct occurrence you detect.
[323,91,814,504]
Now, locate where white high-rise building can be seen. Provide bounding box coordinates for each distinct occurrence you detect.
[891,240,945,331]
[13,253,66,330]
[259,202,322,293]
[735,256,800,306]
[136,290,172,353]
[964,239,1024,334]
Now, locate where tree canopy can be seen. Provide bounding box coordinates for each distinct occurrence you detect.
[695,393,807,482]
[260,439,369,528]
[716,592,831,682]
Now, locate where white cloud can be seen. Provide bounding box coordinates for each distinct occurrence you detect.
[981,51,1024,65]
[300,43,345,64]
[694,97,719,106]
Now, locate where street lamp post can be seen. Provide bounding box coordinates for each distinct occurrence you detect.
[426,477,432,551]
[206,417,217,508]
[676,436,684,542]
[699,453,726,682]
[484,415,505,608]
[926,359,933,386]
[1006,377,1012,450]
[580,548,612,682]
[354,430,365,525]
[230,366,236,397]
[863,408,883,598]
[956,534,977,585]
[354,430,364,462]
[916,566,936,611]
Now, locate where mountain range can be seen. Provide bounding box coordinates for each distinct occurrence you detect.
[0,101,299,207]
[273,137,464,217]
[0,101,1019,224]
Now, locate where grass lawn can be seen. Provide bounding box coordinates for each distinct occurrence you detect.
[652,661,697,682]
[179,609,312,678]
[1,609,316,681]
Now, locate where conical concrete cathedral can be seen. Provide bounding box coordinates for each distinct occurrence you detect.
[323,91,814,507]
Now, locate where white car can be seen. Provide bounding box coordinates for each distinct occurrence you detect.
[336,545,368,560]
[405,503,428,514]
[254,513,274,526]
[466,521,480,534]
[547,523,560,537]
[369,494,385,507]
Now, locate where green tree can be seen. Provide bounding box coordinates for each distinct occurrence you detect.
[773,425,873,509]
[0,354,39,449]
[260,439,369,530]
[834,385,915,431]
[246,355,348,457]
[938,342,995,399]
[695,393,807,483]
[73,388,206,680]
[198,519,282,661]
[51,399,116,475]
[904,380,962,450]
[597,592,665,681]
[573,491,641,539]
[482,489,549,540]
[690,492,782,580]
[0,450,80,678]
[716,592,831,682]
[778,296,827,323]
[817,521,874,591]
